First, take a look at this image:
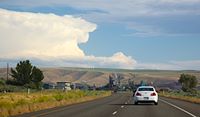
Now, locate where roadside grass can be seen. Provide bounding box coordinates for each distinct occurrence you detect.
[0,90,111,117]
[159,90,200,104]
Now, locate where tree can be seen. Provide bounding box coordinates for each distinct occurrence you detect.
[10,60,44,89]
[128,79,135,91]
[178,74,198,92]
[31,66,44,89]
[0,79,5,86]
[140,80,146,86]
[11,60,32,85]
[109,75,114,89]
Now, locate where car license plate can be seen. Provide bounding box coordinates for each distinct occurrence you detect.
[144,97,149,100]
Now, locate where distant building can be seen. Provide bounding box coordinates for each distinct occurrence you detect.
[56,82,72,90]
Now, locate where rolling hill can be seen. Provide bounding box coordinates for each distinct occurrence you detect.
[0,67,200,88]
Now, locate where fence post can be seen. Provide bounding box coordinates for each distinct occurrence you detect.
[27,88,30,94]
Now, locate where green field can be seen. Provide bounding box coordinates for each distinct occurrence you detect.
[0,90,111,117]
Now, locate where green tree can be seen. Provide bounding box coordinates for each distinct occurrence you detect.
[178,74,198,92]
[0,79,5,85]
[11,60,32,85]
[10,60,44,89]
[31,66,44,89]
[140,80,146,86]
[128,79,135,91]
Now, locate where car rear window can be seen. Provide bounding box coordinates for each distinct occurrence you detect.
[138,88,154,91]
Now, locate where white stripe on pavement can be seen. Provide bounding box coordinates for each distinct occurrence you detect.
[112,111,117,115]
[160,99,197,117]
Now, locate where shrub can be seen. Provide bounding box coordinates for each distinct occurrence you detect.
[34,96,53,103]
[0,101,12,109]
[53,93,64,101]
[179,74,198,92]
[14,99,28,106]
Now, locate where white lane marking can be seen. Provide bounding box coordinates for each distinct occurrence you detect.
[160,99,197,117]
[112,111,117,115]
[121,106,124,108]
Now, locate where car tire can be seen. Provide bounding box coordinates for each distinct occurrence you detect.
[154,102,158,105]
[134,101,138,105]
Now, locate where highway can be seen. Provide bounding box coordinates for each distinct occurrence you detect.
[15,92,200,117]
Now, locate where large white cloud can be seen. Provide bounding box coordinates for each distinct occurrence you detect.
[29,52,136,69]
[0,8,96,58]
[0,8,137,69]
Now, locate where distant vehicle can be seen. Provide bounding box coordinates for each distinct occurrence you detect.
[56,82,72,91]
[43,83,56,89]
[133,86,158,105]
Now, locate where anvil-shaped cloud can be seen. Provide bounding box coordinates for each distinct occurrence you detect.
[0,8,136,69]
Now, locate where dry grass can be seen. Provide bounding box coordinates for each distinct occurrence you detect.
[159,91,200,104]
[0,90,111,117]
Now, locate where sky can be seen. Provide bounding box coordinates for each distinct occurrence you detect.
[0,0,200,70]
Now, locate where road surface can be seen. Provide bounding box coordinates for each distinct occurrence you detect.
[15,92,200,117]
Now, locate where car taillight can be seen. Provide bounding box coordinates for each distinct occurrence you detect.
[136,92,142,96]
[151,92,156,96]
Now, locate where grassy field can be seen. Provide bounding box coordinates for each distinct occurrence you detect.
[0,90,111,117]
[159,90,200,104]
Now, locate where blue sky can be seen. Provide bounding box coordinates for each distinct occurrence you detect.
[0,0,200,70]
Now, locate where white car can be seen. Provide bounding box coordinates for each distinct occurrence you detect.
[133,86,158,105]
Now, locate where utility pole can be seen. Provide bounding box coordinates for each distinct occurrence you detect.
[6,63,9,81]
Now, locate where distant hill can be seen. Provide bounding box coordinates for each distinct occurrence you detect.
[0,67,200,88]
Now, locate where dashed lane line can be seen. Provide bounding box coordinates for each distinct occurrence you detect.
[112,111,118,115]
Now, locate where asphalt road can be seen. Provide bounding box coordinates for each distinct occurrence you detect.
[15,92,200,117]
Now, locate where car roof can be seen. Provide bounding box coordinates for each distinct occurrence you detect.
[137,86,155,88]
